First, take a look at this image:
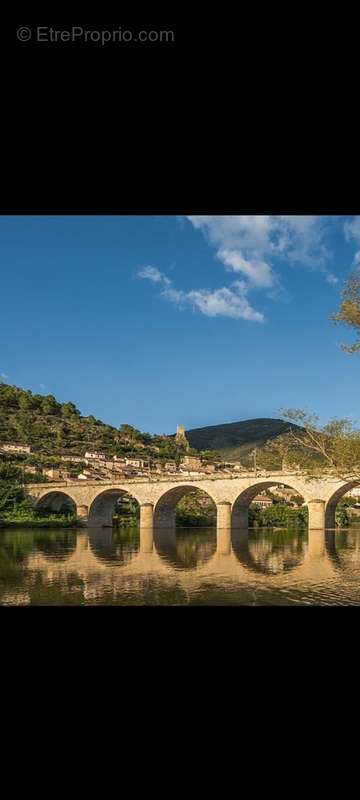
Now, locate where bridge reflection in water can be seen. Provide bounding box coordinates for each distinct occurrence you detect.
[1,524,360,604]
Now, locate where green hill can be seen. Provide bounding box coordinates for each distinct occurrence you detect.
[0,383,179,462]
[185,418,299,463]
[0,383,298,468]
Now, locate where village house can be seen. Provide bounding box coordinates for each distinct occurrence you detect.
[164,461,177,473]
[77,469,102,481]
[112,463,128,474]
[1,443,31,454]
[42,467,69,481]
[153,463,164,474]
[252,495,273,508]
[232,462,247,472]
[84,451,106,461]
[180,455,203,471]
[270,485,299,502]
[60,455,84,463]
[179,470,206,479]
[125,458,149,469]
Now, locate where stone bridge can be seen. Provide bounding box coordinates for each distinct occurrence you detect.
[25,470,360,534]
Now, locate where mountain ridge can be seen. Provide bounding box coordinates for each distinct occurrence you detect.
[185,417,299,463]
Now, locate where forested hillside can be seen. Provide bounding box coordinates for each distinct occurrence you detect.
[0,383,299,467]
[0,383,180,461]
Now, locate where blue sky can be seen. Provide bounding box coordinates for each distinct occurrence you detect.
[1,215,360,433]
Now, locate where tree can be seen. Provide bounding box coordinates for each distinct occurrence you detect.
[41,395,61,415]
[119,424,142,439]
[18,393,36,411]
[61,402,80,417]
[201,450,221,462]
[258,409,360,482]
[332,271,360,353]
[336,507,349,527]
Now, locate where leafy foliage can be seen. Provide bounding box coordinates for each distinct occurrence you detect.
[176,492,216,527]
[331,271,360,353]
[257,408,360,481]
[249,503,308,528]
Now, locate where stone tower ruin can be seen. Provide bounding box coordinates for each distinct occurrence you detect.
[175,424,190,449]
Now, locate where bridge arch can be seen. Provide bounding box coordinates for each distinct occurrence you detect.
[325,481,360,528]
[88,488,142,527]
[153,484,217,529]
[34,490,77,517]
[231,480,306,529]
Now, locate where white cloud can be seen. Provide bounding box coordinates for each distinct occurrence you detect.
[163,283,264,322]
[342,217,360,267]
[188,215,274,256]
[137,216,339,325]
[138,266,264,322]
[161,286,186,305]
[186,214,332,280]
[186,286,264,322]
[344,217,360,244]
[137,265,171,287]
[218,248,275,288]
[0,372,9,381]
[324,272,338,285]
[273,215,330,264]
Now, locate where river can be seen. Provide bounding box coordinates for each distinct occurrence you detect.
[1,526,360,605]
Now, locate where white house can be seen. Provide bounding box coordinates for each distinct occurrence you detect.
[1,443,31,454]
[252,495,273,508]
[125,458,148,468]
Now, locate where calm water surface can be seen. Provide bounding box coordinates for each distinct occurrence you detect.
[1,526,360,605]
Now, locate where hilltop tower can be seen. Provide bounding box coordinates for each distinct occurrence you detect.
[175,424,190,450]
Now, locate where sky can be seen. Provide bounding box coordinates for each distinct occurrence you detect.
[1,214,360,434]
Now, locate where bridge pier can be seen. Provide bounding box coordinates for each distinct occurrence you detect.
[139,504,154,552]
[76,504,88,526]
[140,502,154,528]
[216,527,232,556]
[140,526,154,553]
[307,529,326,558]
[217,501,232,530]
[308,499,326,530]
